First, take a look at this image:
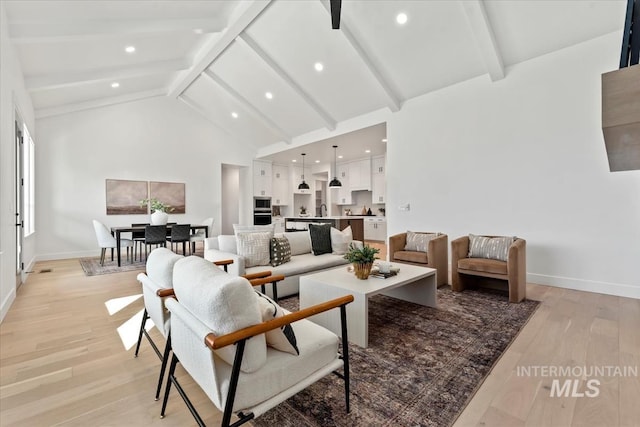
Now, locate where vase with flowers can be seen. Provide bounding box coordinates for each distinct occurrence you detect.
[140,198,174,225]
[343,243,380,279]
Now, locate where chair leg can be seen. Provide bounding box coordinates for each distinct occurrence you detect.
[340,305,350,413]
[155,334,172,401]
[110,247,114,261]
[134,309,149,357]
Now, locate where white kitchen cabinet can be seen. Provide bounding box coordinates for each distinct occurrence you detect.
[272,164,289,205]
[335,163,352,205]
[349,158,371,191]
[364,217,387,241]
[292,165,311,194]
[371,155,386,204]
[253,160,272,197]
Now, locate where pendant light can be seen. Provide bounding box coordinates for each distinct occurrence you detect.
[329,145,342,188]
[298,153,310,190]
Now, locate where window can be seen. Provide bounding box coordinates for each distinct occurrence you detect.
[22,123,35,236]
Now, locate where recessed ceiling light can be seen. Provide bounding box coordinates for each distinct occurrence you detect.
[338,155,343,159]
[125,46,135,53]
[292,159,297,163]
[396,13,408,25]
[193,28,204,34]
[231,112,238,119]
[365,149,371,153]
[265,92,273,100]
[382,138,388,142]
[314,62,324,72]
[111,82,120,88]
[315,160,320,163]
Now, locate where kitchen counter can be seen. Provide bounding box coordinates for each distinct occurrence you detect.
[284,216,368,241]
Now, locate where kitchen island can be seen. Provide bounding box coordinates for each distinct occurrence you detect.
[284,216,367,242]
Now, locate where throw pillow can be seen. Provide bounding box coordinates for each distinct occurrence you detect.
[254,291,299,355]
[330,225,353,255]
[309,223,332,255]
[404,231,438,252]
[270,236,291,267]
[468,234,514,262]
[236,231,272,267]
[284,231,312,255]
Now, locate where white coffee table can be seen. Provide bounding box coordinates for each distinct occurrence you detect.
[299,263,437,348]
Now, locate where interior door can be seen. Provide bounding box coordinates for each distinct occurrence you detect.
[15,119,24,285]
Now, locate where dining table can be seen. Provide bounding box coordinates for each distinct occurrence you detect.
[110,224,209,266]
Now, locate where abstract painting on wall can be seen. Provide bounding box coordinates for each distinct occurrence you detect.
[105,179,148,215]
[149,181,186,214]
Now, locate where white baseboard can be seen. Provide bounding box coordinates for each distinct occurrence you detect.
[34,250,99,262]
[527,273,640,299]
[0,287,16,323]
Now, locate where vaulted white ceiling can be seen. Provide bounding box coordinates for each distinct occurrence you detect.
[4,0,627,158]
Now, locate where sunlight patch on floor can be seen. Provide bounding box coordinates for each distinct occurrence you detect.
[117,309,155,351]
[105,294,143,315]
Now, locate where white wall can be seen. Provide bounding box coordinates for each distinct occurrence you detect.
[387,31,640,298]
[35,96,255,260]
[221,164,240,234]
[0,4,36,322]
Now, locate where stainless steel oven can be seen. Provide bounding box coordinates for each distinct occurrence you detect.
[253,211,272,225]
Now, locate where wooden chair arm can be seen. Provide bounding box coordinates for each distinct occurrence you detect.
[156,288,175,298]
[205,295,354,350]
[248,275,285,288]
[242,271,272,280]
[213,259,234,272]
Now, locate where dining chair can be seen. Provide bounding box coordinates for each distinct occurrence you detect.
[92,220,133,266]
[166,224,191,255]
[131,223,149,261]
[190,217,213,254]
[144,225,167,260]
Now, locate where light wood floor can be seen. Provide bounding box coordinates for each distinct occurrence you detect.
[1,258,638,426]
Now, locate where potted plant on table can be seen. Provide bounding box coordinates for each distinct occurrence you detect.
[140,198,174,225]
[344,243,380,279]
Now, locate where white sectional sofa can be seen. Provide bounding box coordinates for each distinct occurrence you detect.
[204,230,361,298]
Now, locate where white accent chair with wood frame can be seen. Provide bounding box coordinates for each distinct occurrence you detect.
[160,256,353,427]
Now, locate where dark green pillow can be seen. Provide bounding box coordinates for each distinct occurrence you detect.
[309,223,332,255]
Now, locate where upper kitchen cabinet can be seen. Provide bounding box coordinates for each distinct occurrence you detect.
[349,158,371,191]
[253,160,272,197]
[335,162,352,205]
[372,155,386,204]
[272,164,289,205]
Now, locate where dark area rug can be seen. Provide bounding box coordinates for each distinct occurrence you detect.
[251,286,539,427]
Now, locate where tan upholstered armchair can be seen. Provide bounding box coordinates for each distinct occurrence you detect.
[389,232,448,287]
[451,235,526,303]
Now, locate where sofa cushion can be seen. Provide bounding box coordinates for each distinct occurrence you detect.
[233,224,275,237]
[330,225,352,255]
[255,291,299,355]
[172,256,266,373]
[284,231,312,256]
[468,234,513,262]
[215,317,339,412]
[404,231,438,252]
[309,223,332,255]
[250,252,348,278]
[394,250,428,264]
[237,231,272,267]
[270,236,291,267]
[458,257,508,275]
